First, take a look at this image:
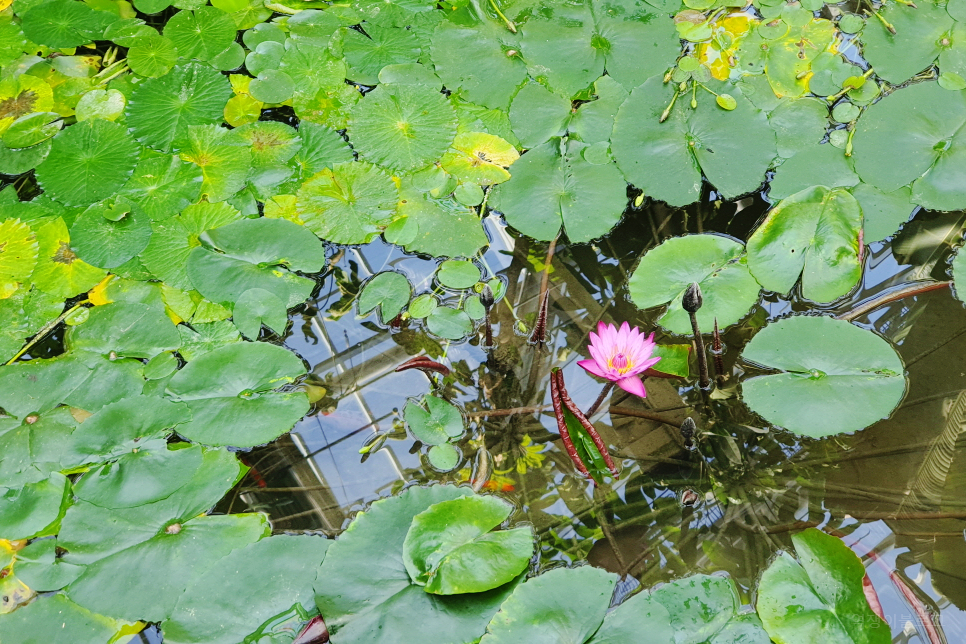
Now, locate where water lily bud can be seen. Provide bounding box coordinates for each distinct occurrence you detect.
[680,417,696,448]
[480,284,495,308]
[682,282,703,313]
[682,489,699,506]
[24,413,39,425]
[165,523,182,535]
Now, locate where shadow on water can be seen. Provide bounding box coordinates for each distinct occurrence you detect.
[214,187,966,641]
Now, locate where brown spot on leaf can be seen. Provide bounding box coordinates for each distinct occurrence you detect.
[0,91,37,120]
[52,242,77,265]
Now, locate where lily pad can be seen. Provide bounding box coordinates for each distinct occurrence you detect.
[165,341,309,447]
[69,197,153,269]
[127,34,179,78]
[20,0,111,48]
[3,112,61,148]
[68,395,191,459]
[767,145,859,201]
[403,495,533,595]
[119,150,204,221]
[162,535,330,644]
[126,63,232,153]
[852,81,966,211]
[0,472,67,540]
[341,23,420,86]
[316,484,517,644]
[348,83,457,173]
[480,566,617,644]
[437,260,480,289]
[757,528,890,643]
[66,513,269,622]
[508,81,571,149]
[519,6,604,98]
[439,132,519,186]
[0,594,129,644]
[390,190,489,258]
[0,218,38,298]
[404,394,464,445]
[612,76,776,207]
[740,315,906,437]
[426,305,473,339]
[233,287,287,339]
[747,186,862,303]
[179,124,253,203]
[30,218,107,299]
[627,234,761,336]
[163,7,238,63]
[66,301,181,359]
[35,119,139,207]
[297,161,398,244]
[861,1,952,85]
[492,139,627,243]
[427,443,460,471]
[358,271,411,324]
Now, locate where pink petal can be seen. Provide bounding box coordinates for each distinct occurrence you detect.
[616,375,647,398]
[588,331,601,350]
[597,320,608,337]
[588,344,608,371]
[636,356,662,373]
[578,359,609,379]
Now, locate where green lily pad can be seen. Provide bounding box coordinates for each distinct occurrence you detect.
[165,342,309,447]
[404,394,464,445]
[2,111,61,148]
[35,119,139,208]
[427,443,460,471]
[297,161,398,244]
[737,16,835,99]
[67,513,269,622]
[492,139,626,243]
[519,5,604,98]
[58,447,244,565]
[403,495,533,595]
[594,4,681,90]
[0,408,80,489]
[179,124,253,203]
[481,566,618,644]
[11,538,85,592]
[163,6,238,63]
[378,62,442,89]
[649,344,691,379]
[186,217,322,308]
[30,217,107,299]
[437,260,481,289]
[349,83,457,173]
[390,189,489,258]
[768,144,859,201]
[69,197,153,269]
[740,315,906,437]
[0,218,38,298]
[852,81,966,211]
[119,150,204,220]
[861,1,952,85]
[747,186,861,303]
[508,81,571,149]
[127,34,179,77]
[66,301,181,359]
[0,594,129,644]
[245,40,285,76]
[440,132,519,186]
[408,293,437,318]
[233,287,287,339]
[341,23,420,86]
[852,183,915,243]
[69,395,190,459]
[0,472,67,540]
[426,305,473,340]
[20,0,111,48]
[768,98,829,160]
[612,76,776,207]
[249,69,296,103]
[757,528,891,643]
[290,122,354,178]
[177,320,241,361]
[126,63,232,153]
[358,271,411,324]
[73,442,203,509]
[0,139,52,175]
[627,234,761,336]
[162,535,330,644]
[569,76,628,145]
[316,484,517,644]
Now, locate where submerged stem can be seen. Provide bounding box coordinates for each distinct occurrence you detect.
[586,381,615,418]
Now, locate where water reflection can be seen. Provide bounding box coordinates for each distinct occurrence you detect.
[220,193,966,641]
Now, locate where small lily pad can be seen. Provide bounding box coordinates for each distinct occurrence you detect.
[426,305,473,340]
[437,260,481,289]
[404,395,464,445]
[358,271,411,324]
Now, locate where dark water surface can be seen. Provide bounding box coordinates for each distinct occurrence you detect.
[216,191,966,642]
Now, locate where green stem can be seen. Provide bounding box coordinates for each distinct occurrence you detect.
[487,0,517,33]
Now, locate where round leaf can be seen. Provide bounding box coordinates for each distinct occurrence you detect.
[163,7,237,62]
[437,260,481,289]
[427,443,460,471]
[296,161,398,244]
[73,443,203,509]
[233,287,288,339]
[426,305,473,340]
[404,394,464,445]
[127,34,179,78]
[66,301,180,359]
[358,271,411,324]
[740,315,906,437]
[69,197,152,269]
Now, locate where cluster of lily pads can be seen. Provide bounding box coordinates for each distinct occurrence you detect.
[1,480,892,643]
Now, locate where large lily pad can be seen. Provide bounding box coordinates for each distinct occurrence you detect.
[0,472,67,540]
[0,593,129,644]
[165,342,309,447]
[757,528,890,644]
[179,124,253,203]
[316,484,518,644]
[861,1,952,85]
[612,76,776,207]
[349,83,457,173]
[68,395,190,459]
[66,301,181,359]
[627,234,761,335]
[35,119,139,207]
[492,139,627,243]
[297,161,398,244]
[30,217,106,299]
[69,197,153,269]
[20,0,111,48]
[740,315,906,437]
[162,535,330,644]
[66,513,269,622]
[163,7,237,63]
[390,189,489,258]
[746,186,862,303]
[404,495,533,595]
[0,218,38,299]
[480,566,617,644]
[118,150,204,220]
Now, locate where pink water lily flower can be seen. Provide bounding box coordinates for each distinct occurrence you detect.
[577,321,661,398]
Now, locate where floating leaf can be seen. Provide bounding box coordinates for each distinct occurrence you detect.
[768,144,859,201]
[0,594,130,644]
[628,234,761,335]
[69,395,190,459]
[437,260,480,289]
[612,76,775,207]
[427,443,460,471]
[852,183,914,243]
[0,473,67,540]
[740,315,906,437]
[769,97,829,160]
[853,81,966,211]
[163,6,238,62]
[297,161,398,244]
[508,81,571,150]
[737,16,835,99]
[126,63,232,153]
[404,394,464,445]
[316,485,516,643]
[127,34,179,78]
[403,495,533,595]
[358,271,411,324]
[2,112,61,148]
[30,218,107,299]
[20,0,111,48]
[162,535,330,644]
[0,218,38,299]
[35,119,139,207]
[481,567,617,644]
[861,2,952,85]
[747,186,861,303]
[179,124,253,203]
[569,76,628,145]
[165,342,307,446]
[66,301,181,359]
[349,83,457,173]
[69,197,152,269]
[439,132,519,186]
[391,189,489,258]
[67,513,269,622]
[118,150,204,220]
[341,23,420,86]
[290,122,353,178]
[426,305,473,339]
[186,217,322,308]
[757,529,890,643]
[233,287,287,339]
[0,139,52,175]
[249,69,296,103]
[492,140,626,243]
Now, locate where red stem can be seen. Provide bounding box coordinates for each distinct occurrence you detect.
[395,356,450,377]
[556,370,619,476]
[550,369,589,476]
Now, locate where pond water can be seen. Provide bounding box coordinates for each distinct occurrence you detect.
[214,188,966,642]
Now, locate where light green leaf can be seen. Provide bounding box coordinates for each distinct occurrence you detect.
[233,287,288,339]
[437,260,480,289]
[163,6,238,62]
[426,305,473,339]
[404,394,464,445]
[861,1,952,85]
[508,81,571,149]
[297,161,398,244]
[66,301,181,359]
[358,271,411,324]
